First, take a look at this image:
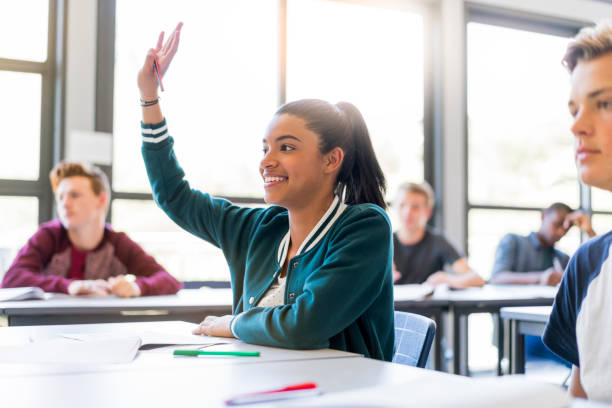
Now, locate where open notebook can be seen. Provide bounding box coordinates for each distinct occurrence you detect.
[0,331,224,364]
[0,287,49,302]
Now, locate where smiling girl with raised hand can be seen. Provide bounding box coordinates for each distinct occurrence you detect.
[137,23,394,360]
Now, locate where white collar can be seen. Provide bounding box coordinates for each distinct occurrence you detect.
[277,196,347,265]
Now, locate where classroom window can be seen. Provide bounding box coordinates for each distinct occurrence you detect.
[467,22,577,208]
[286,0,425,197]
[467,21,581,276]
[591,214,612,237]
[112,0,279,196]
[0,71,42,180]
[111,199,268,282]
[591,188,612,213]
[0,197,39,278]
[109,0,429,282]
[0,0,49,62]
[468,209,580,279]
[0,0,59,277]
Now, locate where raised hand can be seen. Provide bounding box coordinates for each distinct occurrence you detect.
[138,22,183,100]
[563,210,596,237]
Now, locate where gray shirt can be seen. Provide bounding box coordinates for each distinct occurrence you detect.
[491,232,570,277]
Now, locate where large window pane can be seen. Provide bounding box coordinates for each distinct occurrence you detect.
[0,0,48,62]
[0,71,41,180]
[591,187,612,212]
[467,23,577,208]
[0,197,39,278]
[113,0,279,196]
[286,0,424,198]
[592,214,612,237]
[468,209,580,280]
[111,199,231,282]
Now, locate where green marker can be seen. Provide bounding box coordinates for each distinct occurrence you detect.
[173,350,260,357]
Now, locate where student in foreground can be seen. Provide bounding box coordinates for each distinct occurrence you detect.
[543,20,612,402]
[490,202,595,286]
[137,23,394,360]
[1,161,181,297]
[392,181,484,288]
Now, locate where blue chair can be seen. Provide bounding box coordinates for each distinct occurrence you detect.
[393,310,436,368]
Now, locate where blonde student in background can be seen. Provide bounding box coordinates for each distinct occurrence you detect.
[392,181,484,289]
[543,20,612,403]
[1,161,181,297]
[136,23,394,360]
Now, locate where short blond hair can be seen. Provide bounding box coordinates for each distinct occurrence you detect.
[395,181,435,208]
[563,20,612,73]
[49,161,110,200]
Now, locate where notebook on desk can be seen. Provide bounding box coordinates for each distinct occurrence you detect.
[0,287,49,302]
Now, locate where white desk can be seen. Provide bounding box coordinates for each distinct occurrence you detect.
[0,321,582,408]
[0,288,234,326]
[0,320,447,408]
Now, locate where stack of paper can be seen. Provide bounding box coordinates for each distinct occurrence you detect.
[0,335,142,364]
[0,287,48,301]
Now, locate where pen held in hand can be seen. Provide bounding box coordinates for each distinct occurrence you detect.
[153,55,164,92]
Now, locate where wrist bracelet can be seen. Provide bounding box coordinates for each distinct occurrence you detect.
[140,97,160,107]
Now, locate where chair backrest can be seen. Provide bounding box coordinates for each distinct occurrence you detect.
[393,310,436,368]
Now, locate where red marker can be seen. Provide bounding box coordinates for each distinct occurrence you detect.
[153,55,164,92]
[225,382,320,406]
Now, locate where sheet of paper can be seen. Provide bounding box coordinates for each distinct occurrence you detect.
[0,336,141,364]
[0,287,48,301]
[60,331,225,349]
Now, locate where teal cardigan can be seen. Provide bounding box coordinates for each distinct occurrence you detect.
[141,119,395,361]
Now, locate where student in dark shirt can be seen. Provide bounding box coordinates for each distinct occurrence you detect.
[392,182,484,288]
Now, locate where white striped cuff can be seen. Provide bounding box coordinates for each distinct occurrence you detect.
[141,120,169,143]
[230,312,243,338]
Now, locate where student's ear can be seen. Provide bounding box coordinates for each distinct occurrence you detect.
[98,191,108,210]
[425,206,433,220]
[323,147,344,174]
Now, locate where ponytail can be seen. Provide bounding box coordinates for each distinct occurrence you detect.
[276,99,387,209]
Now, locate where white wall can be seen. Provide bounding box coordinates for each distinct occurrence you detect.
[65,0,97,143]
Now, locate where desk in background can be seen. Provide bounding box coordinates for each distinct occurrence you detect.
[0,284,558,377]
[0,288,233,327]
[500,306,552,374]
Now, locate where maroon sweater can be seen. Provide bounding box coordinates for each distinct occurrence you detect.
[2,220,182,295]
